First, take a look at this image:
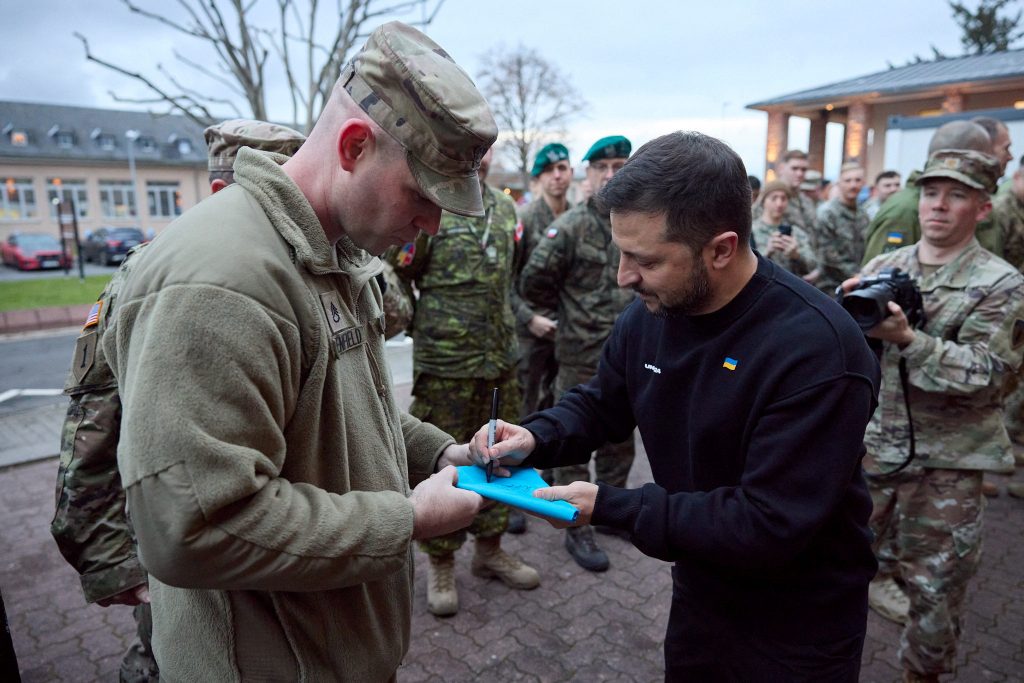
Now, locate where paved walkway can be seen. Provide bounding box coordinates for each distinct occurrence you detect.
[2,391,1023,681]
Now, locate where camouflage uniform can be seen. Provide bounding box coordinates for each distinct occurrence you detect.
[814,197,869,293]
[51,120,307,683]
[861,237,1024,675]
[519,197,636,487]
[991,190,1024,443]
[53,244,157,683]
[514,197,563,418]
[754,188,817,246]
[390,184,522,554]
[749,216,817,277]
[861,171,1004,264]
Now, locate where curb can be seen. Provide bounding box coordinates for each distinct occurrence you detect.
[0,304,91,336]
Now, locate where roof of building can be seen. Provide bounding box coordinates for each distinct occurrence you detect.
[0,100,210,167]
[748,48,1024,109]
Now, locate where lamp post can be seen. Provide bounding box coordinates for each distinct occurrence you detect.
[125,129,143,232]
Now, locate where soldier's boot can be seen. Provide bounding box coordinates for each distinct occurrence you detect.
[564,525,609,572]
[868,575,910,625]
[506,508,527,534]
[1007,482,1024,499]
[119,641,159,683]
[471,536,540,589]
[426,552,458,617]
[901,671,940,683]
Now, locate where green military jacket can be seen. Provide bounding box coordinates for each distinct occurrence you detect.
[513,197,564,325]
[750,217,817,276]
[52,244,151,604]
[862,170,1003,264]
[862,240,1024,473]
[519,197,635,371]
[815,198,869,293]
[992,189,1024,270]
[391,184,519,380]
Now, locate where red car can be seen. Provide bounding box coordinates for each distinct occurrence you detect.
[2,232,74,270]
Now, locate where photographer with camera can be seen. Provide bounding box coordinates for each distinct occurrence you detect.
[840,149,1024,683]
[751,179,818,277]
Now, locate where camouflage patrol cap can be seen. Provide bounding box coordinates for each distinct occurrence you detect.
[531,142,570,177]
[916,148,1000,194]
[204,119,306,171]
[760,179,792,200]
[583,135,631,163]
[800,169,822,191]
[341,21,498,217]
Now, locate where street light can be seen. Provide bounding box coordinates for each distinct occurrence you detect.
[125,129,143,232]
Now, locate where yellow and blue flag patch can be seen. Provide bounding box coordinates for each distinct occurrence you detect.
[722,357,738,371]
[886,232,903,245]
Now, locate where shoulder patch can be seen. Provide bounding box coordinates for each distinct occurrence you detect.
[396,241,416,267]
[83,301,103,330]
[546,227,558,239]
[1013,319,1024,349]
[514,221,524,243]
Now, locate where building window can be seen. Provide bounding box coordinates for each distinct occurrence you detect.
[56,131,76,148]
[97,134,116,151]
[1,177,38,221]
[137,136,157,153]
[147,181,181,218]
[176,138,192,155]
[10,130,28,146]
[99,180,137,218]
[47,179,89,219]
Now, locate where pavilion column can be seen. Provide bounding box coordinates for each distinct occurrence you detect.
[844,100,870,165]
[765,109,790,181]
[942,89,964,113]
[808,113,827,172]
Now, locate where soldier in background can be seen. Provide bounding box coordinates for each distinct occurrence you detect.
[863,170,902,220]
[519,135,635,572]
[50,119,306,683]
[390,147,540,617]
[815,162,868,294]
[848,149,1024,683]
[750,180,817,277]
[755,150,817,238]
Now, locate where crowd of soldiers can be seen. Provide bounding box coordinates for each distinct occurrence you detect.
[37,21,1024,679]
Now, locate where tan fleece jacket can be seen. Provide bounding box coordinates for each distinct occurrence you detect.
[104,148,453,682]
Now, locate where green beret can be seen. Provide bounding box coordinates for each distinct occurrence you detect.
[583,135,631,163]
[916,148,1000,194]
[531,143,570,177]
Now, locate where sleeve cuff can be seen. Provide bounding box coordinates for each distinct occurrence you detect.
[900,330,936,366]
[589,482,642,532]
[80,555,148,604]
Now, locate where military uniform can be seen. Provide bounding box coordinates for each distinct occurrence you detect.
[753,188,817,244]
[860,149,1024,678]
[50,119,307,683]
[861,170,1004,264]
[749,216,817,277]
[519,197,636,488]
[814,197,869,293]
[391,184,523,553]
[514,196,562,418]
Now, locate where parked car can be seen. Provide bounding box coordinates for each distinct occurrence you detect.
[1,232,73,271]
[82,227,146,266]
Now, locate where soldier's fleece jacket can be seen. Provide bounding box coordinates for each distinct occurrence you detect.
[103,147,453,682]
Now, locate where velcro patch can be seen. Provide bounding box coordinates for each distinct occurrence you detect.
[72,330,97,383]
[83,301,103,329]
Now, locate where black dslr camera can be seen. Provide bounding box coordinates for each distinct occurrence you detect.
[839,268,925,332]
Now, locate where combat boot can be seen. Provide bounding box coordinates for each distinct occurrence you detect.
[1007,482,1024,498]
[868,575,909,624]
[426,552,458,617]
[564,525,609,572]
[471,536,540,589]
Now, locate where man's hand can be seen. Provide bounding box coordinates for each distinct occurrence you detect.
[468,419,535,475]
[409,466,483,540]
[768,233,799,259]
[839,276,861,294]
[527,314,557,340]
[533,482,598,528]
[96,583,150,607]
[867,301,916,348]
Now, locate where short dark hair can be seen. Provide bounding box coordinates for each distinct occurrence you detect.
[780,149,808,164]
[599,131,752,249]
[748,175,761,191]
[874,170,900,185]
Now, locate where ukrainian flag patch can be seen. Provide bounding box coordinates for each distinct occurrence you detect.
[722,357,738,371]
[886,232,903,245]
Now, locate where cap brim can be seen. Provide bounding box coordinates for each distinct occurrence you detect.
[408,154,484,217]
[915,170,986,191]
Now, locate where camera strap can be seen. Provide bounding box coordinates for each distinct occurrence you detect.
[891,356,916,474]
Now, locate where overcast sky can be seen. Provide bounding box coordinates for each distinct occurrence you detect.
[1,0,970,178]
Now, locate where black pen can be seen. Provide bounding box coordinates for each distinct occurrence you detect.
[486,387,499,482]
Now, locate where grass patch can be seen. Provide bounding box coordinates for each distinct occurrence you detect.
[0,274,112,312]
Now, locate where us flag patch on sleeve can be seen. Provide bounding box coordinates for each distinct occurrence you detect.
[83,301,103,330]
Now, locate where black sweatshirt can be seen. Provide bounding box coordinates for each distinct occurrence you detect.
[523,256,881,643]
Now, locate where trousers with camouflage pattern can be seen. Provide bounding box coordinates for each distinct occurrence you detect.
[411,372,522,556]
[863,454,984,676]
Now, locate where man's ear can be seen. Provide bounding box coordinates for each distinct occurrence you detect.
[706,231,740,271]
[210,178,228,194]
[338,119,374,173]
